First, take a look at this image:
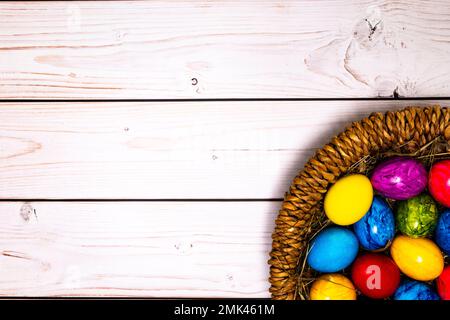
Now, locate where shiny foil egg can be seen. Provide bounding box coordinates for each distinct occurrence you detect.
[435,209,450,255]
[429,160,450,207]
[324,174,373,226]
[310,274,357,300]
[353,196,395,251]
[394,280,440,300]
[437,265,450,300]
[396,194,439,238]
[390,235,444,281]
[307,227,359,273]
[351,253,400,299]
[371,157,427,200]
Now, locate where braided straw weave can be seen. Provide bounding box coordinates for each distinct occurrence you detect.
[268,106,450,300]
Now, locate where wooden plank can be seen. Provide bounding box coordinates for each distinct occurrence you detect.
[1,1,450,99]
[0,201,277,297]
[0,100,447,199]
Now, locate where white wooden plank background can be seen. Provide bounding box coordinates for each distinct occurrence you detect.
[1,0,450,299]
[1,1,450,99]
[0,201,276,297]
[0,100,447,199]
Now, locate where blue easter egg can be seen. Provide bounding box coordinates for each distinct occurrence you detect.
[353,196,395,251]
[307,226,359,273]
[394,280,440,300]
[435,210,450,255]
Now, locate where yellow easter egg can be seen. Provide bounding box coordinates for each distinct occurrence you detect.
[390,235,444,281]
[310,274,357,300]
[324,174,373,225]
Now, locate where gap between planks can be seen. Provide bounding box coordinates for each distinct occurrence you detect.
[3,97,450,103]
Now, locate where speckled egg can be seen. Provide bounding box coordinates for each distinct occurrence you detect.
[324,174,373,226]
[429,160,450,207]
[307,227,359,273]
[371,157,427,200]
[390,235,444,281]
[394,280,440,300]
[354,196,395,251]
[396,194,439,238]
[435,209,450,255]
[310,274,357,300]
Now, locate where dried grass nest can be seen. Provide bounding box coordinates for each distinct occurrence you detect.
[268,106,450,300]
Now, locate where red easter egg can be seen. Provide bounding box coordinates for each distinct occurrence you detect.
[351,253,400,299]
[437,265,450,300]
[429,160,450,207]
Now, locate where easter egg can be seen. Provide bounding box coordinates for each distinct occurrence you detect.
[310,274,357,300]
[429,160,450,207]
[324,174,373,226]
[390,235,444,281]
[437,266,450,300]
[396,194,439,238]
[394,280,440,300]
[307,227,359,273]
[371,157,427,200]
[351,253,400,299]
[353,196,395,251]
[435,210,450,255]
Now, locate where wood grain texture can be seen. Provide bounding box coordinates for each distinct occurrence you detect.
[1,1,450,99]
[0,201,277,297]
[0,100,447,199]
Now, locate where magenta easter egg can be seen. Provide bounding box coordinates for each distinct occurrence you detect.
[371,157,427,200]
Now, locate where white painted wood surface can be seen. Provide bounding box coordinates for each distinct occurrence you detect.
[0,201,276,297]
[0,100,447,199]
[1,1,450,98]
[1,0,450,299]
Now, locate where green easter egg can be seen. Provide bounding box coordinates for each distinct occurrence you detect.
[396,194,439,238]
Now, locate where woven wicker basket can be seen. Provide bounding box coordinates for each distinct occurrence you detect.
[268,106,450,300]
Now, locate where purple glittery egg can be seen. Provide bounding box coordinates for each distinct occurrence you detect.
[371,157,428,200]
